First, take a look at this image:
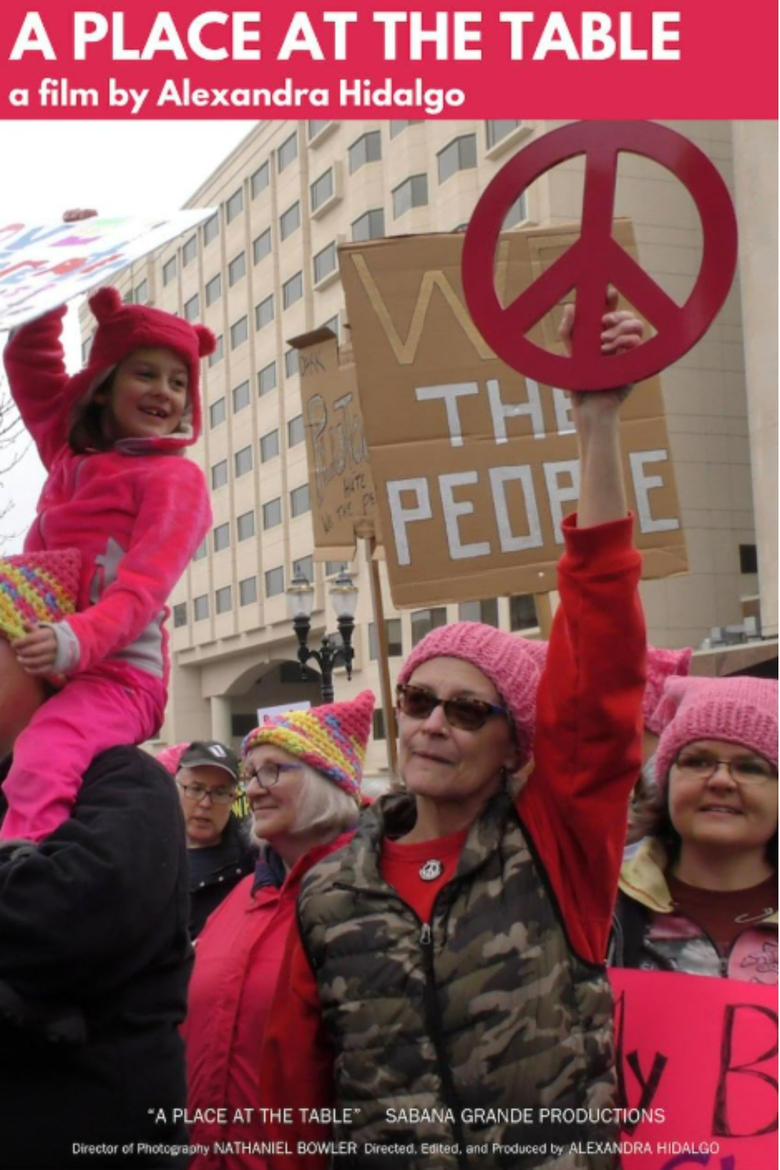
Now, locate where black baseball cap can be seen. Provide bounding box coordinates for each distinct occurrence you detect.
[178,740,240,784]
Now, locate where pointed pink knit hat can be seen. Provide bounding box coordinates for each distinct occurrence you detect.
[397,622,541,764]
[242,691,375,801]
[653,675,779,787]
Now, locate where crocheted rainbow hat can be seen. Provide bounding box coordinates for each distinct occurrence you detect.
[69,287,216,444]
[242,691,375,802]
[0,549,81,643]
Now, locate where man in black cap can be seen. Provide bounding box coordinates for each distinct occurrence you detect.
[174,741,255,937]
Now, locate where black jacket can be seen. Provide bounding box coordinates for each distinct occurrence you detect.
[187,811,255,938]
[0,746,192,1167]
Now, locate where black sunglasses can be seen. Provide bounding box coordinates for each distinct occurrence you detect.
[396,683,508,731]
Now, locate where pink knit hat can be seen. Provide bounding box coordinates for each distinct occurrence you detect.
[241,691,375,802]
[155,743,189,776]
[397,622,541,763]
[654,675,779,787]
[70,287,216,445]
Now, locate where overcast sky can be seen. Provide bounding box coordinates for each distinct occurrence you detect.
[1,118,256,551]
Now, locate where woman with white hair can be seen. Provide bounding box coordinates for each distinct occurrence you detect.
[182,691,374,1170]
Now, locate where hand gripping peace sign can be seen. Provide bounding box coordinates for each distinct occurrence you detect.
[461,121,738,391]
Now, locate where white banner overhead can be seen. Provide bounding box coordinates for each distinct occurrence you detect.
[0,209,215,330]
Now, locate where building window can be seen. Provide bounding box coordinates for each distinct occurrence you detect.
[202,212,220,244]
[209,397,226,428]
[134,279,148,304]
[263,498,282,529]
[368,618,403,659]
[280,201,301,241]
[208,335,223,367]
[307,119,332,140]
[485,120,523,149]
[509,594,538,631]
[193,538,208,561]
[172,602,187,628]
[282,271,303,309]
[239,576,257,606]
[372,710,386,740]
[284,348,299,378]
[228,252,246,286]
[162,256,177,285]
[253,228,271,263]
[265,566,284,597]
[230,316,248,349]
[232,380,250,413]
[184,293,199,322]
[325,560,347,575]
[389,120,422,137]
[287,414,305,446]
[277,132,298,171]
[260,429,280,462]
[234,445,253,477]
[225,188,243,223]
[215,585,232,614]
[258,361,277,396]
[255,294,274,329]
[739,543,758,573]
[193,594,209,621]
[251,161,269,197]
[313,242,337,284]
[310,168,335,212]
[437,134,477,183]
[237,510,255,541]
[458,598,499,626]
[211,459,228,489]
[182,236,197,265]
[411,607,447,645]
[293,554,313,581]
[348,130,381,173]
[290,484,311,517]
[351,209,385,241]
[392,174,428,219]
[322,313,338,336]
[504,194,527,229]
[205,273,221,306]
[213,522,230,552]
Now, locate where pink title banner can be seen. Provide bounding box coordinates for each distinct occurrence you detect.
[0,212,214,330]
[609,968,778,1169]
[0,0,776,120]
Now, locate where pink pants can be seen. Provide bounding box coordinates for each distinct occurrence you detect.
[1,668,163,842]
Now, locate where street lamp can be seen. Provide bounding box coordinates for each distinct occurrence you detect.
[286,569,359,703]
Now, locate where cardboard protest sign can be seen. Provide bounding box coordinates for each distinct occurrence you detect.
[0,210,215,329]
[339,223,687,608]
[290,326,379,553]
[608,968,778,1169]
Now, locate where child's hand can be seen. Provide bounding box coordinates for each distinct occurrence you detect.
[63,209,98,223]
[12,625,58,674]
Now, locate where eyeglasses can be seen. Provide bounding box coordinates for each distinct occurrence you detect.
[673,751,778,787]
[246,762,302,790]
[177,781,237,805]
[396,683,508,732]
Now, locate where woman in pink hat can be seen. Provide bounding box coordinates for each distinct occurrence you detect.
[182,692,374,1170]
[613,675,777,982]
[259,296,649,1169]
[1,212,215,844]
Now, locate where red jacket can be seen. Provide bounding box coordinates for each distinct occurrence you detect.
[182,834,354,1170]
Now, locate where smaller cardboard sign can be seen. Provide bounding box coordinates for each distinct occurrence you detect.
[290,326,379,551]
[609,968,778,1169]
[0,210,215,329]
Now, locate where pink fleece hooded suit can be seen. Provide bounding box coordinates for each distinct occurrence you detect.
[2,287,215,840]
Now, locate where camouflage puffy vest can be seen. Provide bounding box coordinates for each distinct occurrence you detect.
[297,790,619,1170]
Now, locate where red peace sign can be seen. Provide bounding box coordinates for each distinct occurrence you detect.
[461,121,738,391]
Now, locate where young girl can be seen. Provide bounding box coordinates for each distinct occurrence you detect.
[1,256,216,842]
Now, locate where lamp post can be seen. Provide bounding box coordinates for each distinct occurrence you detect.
[286,569,359,703]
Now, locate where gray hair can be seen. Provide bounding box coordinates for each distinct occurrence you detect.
[250,761,359,846]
